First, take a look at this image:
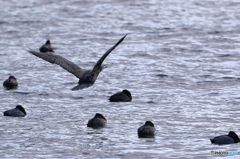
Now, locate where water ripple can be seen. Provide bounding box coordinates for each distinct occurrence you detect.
[1,0,240,158]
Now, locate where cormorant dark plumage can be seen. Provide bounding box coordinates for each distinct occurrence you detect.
[28,34,127,90]
[138,121,156,138]
[3,76,18,90]
[3,105,26,117]
[210,131,240,145]
[39,40,54,53]
[109,89,132,102]
[87,113,107,129]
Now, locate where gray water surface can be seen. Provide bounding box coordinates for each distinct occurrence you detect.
[1,0,240,158]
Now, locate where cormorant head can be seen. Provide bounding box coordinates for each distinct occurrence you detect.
[94,113,106,120]
[9,76,16,80]
[228,131,240,142]
[122,90,132,98]
[16,105,27,115]
[145,121,155,127]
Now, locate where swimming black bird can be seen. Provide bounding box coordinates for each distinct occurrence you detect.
[3,105,26,117]
[28,34,127,90]
[210,131,240,145]
[39,40,54,53]
[3,76,18,90]
[138,121,156,138]
[109,89,132,102]
[87,113,107,129]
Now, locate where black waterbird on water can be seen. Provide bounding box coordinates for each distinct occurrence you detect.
[138,121,156,138]
[3,105,26,117]
[39,40,54,53]
[3,76,18,90]
[109,89,132,102]
[210,131,240,145]
[87,113,107,129]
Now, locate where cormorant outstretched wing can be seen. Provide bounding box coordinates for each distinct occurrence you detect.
[28,50,85,78]
[92,34,128,73]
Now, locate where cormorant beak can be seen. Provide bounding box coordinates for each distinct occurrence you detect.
[101,65,107,71]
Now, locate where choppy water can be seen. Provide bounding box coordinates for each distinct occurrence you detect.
[1,0,240,158]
